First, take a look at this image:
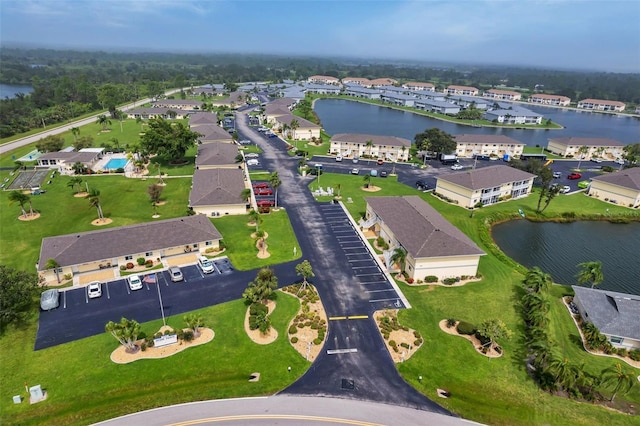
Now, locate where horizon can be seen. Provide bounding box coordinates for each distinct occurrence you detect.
[1,0,639,74]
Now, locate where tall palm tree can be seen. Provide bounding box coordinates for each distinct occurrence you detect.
[390,247,407,273]
[281,123,290,139]
[363,173,372,188]
[269,172,282,208]
[576,145,589,169]
[255,230,266,255]
[289,119,299,140]
[67,176,83,194]
[523,267,553,293]
[365,139,374,162]
[548,355,579,391]
[600,362,636,402]
[96,114,111,131]
[8,190,30,218]
[249,209,262,231]
[235,154,245,165]
[71,127,80,141]
[114,109,125,132]
[576,261,604,289]
[240,188,252,204]
[88,188,105,221]
[45,258,61,283]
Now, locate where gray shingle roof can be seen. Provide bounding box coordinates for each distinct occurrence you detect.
[572,286,640,341]
[366,196,485,259]
[189,169,245,207]
[438,165,535,191]
[194,125,233,142]
[189,112,218,126]
[331,133,411,148]
[590,167,640,191]
[454,134,524,145]
[195,143,239,167]
[38,215,221,270]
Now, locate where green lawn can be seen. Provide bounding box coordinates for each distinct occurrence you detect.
[0,293,307,426]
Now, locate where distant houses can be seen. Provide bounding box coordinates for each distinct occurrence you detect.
[330,133,411,162]
[453,134,525,159]
[435,165,536,208]
[577,98,626,112]
[529,93,571,106]
[445,85,479,96]
[546,137,625,160]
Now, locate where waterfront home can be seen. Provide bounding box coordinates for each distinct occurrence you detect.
[572,286,640,350]
[189,168,248,217]
[447,95,490,110]
[587,167,640,208]
[380,92,416,107]
[304,83,342,95]
[402,82,436,92]
[484,107,543,125]
[195,143,241,170]
[528,93,571,106]
[363,196,485,281]
[453,134,525,159]
[273,114,321,140]
[37,215,222,284]
[343,84,381,100]
[330,133,411,161]
[308,75,340,85]
[435,165,535,208]
[546,137,625,160]
[369,78,398,87]
[414,99,461,115]
[445,85,479,96]
[577,98,626,112]
[342,77,371,86]
[484,89,522,101]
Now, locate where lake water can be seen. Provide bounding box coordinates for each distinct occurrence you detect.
[0,84,34,99]
[491,220,640,295]
[314,99,640,147]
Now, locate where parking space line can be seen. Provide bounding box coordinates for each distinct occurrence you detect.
[348,259,372,263]
[355,273,383,277]
[63,291,67,309]
[106,282,111,299]
[369,297,401,303]
[329,316,347,321]
[345,252,369,256]
[85,289,89,304]
[347,315,368,320]
[366,289,396,293]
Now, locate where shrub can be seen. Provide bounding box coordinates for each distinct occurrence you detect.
[126,262,134,269]
[182,330,194,342]
[389,340,397,347]
[288,325,298,334]
[561,211,577,219]
[425,275,438,283]
[446,318,457,328]
[145,260,153,268]
[414,339,423,346]
[313,338,322,345]
[137,257,146,266]
[616,348,628,357]
[629,349,640,361]
[443,277,457,285]
[290,337,298,344]
[406,277,414,284]
[164,329,174,336]
[400,342,410,349]
[601,165,615,172]
[413,331,422,339]
[120,265,127,271]
[140,342,147,351]
[457,321,476,335]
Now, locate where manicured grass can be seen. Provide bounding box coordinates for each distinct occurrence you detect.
[212,210,302,270]
[0,175,192,272]
[0,293,307,426]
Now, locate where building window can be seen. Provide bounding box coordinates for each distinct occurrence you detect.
[610,336,624,344]
[125,255,133,261]
[145,252,153,257]
[205,241,212,246]
[193,243,198,248]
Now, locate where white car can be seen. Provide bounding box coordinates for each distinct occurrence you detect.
[169,266,184,282]
[615,159,625,165]
[351,168,359,175]
[246,159,260,166]
[87,281,102,299]
[451,164,463,170]
[244,153,259,158]
[335,155,343,162]
[127,274,143,291]
[552,171,561,178]
[197,256,215,274]
[590,158,602,163]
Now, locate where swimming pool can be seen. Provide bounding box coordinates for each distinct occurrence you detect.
[104,158,128,170]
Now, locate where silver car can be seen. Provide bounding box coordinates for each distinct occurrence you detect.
[40,289,60,311]
[169,266,184,282]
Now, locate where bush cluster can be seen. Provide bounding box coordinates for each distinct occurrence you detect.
[283,284,326,345]
[248,303,268,330]
[425,275,438,283]
[456,321,476,335]
[442,277,457,285]
[376,236,389,250]
[137,257,146,266]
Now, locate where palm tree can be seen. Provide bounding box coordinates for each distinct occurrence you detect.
[365,139,374,162]
[109,137,121,152]
[114,109,125,132]
[88,188,105,221]
[45,258,61,283]
[183,313,204,338]
[390,247,407,273]
[248,209,262,231]
[600,362,636,402]
[523,267,553,293]
[67,176,83,194]
[269,172,282,208]
[8,190,30,218]
[289,119,299,140]
[576,261,604,289]
[363,173,372,188]
[255,230,266,255]
[240,188,252,204]
[96,114,111,131]
[235,154,245,165]
[400,145,407,162]
[72,161,86,175]
[576,145,589,169]
[71,127,80,141]
[281,122,290,139]
[548,355,579,391]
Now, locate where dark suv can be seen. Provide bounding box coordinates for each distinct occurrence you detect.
[416,180,428,189]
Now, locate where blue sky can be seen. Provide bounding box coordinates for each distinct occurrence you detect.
[1,0,639,72]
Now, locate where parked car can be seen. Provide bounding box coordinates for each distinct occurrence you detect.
[256,188,273,196]
[197,256,215,274]
[615,158,625,165]
[127,274,143,291]
[336,155,343,162]
[561,186,571,194]
[370,170,378,177]
[40,289,60,311]
[256,200,275,207]
[416,180,427,189]
[352,156,359,164]
[267,132,278,138]
[474,154,491,161]
[380,171,388,178]
[245,153,259,158]
[351,168,359,175]
[577,180,590,189]
[246,159,260,166]
[252,182,269,189]
[568,172,582,180]
[169,266,184,282]
[377,159,384,165]
[591,158,602,163]
[451,164,463,170]
[552,171,561,178]
[238,139,252,145]
[87,281,102,299]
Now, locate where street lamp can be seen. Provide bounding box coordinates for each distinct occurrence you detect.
[155,274,167,326]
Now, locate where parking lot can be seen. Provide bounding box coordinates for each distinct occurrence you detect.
[318,202,405,311]
[35,258,244,350]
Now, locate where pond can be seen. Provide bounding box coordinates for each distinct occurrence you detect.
[491,220,640,295]
[314,99,640,147]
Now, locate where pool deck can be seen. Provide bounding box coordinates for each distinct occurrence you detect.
[92,154,130,172]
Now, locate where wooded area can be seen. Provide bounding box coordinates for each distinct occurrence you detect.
[1,48,639,138]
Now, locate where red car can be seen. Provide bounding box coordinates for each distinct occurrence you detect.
[568,172,582,180]
[252,182,269,189]
[377,159,384,165]
[256,188,273,196]
[256,200,275,207]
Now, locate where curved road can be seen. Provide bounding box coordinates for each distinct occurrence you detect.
[95,396,478,426]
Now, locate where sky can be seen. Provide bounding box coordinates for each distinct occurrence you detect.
[1,0,639,73]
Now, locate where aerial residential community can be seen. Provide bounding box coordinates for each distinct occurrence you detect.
[1,1,639,426]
